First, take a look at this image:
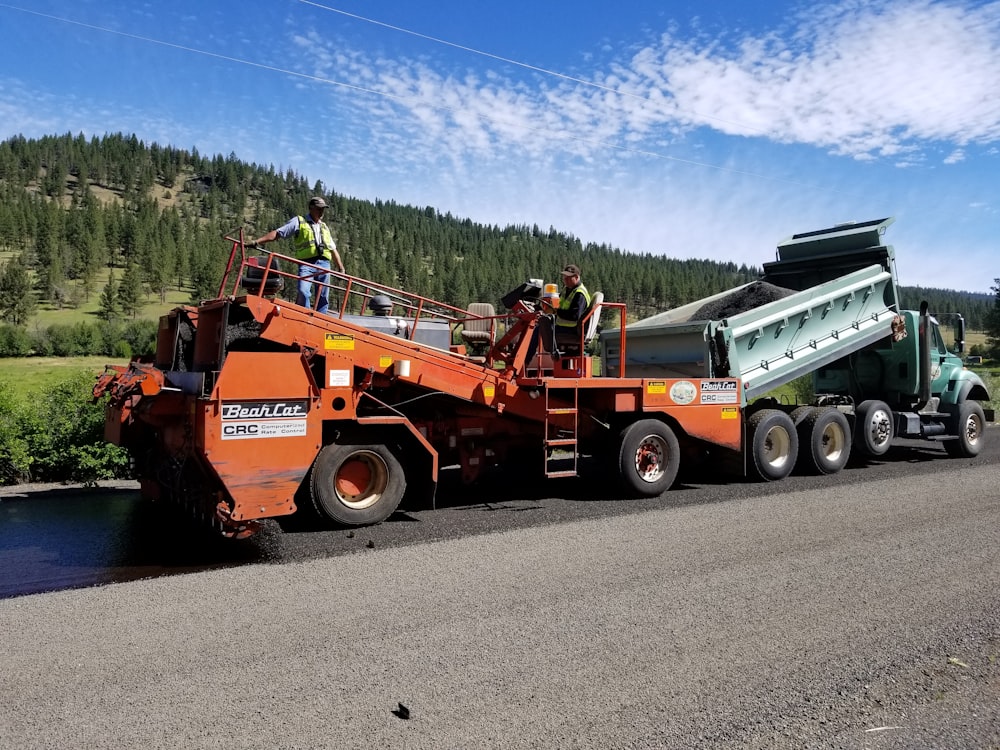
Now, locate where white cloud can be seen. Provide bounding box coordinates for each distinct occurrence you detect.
[2,0,996,292]
[299,0,1000,167]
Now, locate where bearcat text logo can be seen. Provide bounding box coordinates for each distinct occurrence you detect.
[700,381,738,392]
[222,401,308,420]
[699,380,738,405]
[221,401,309,440]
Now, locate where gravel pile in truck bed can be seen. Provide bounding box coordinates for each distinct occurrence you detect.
[690,281,796,322]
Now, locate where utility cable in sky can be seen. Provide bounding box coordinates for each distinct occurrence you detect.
[0,2,824,192]
[295,0,772,136]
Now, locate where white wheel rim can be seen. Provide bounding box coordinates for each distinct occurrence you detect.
[634,435,668,483]
[869,410,892,448]
[762,426,791,470]
[821,421,846,462]
[964,413,982,446]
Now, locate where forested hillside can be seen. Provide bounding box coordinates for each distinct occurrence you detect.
[0,132,992,357]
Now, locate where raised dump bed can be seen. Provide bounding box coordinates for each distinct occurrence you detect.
[600,219,903,404]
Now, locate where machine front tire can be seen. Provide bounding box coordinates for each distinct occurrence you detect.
[797,407,851,475]
[854,400,894,457]
[748,409,798,481]
[944,400,986,458]
[618,419,680,496]
[310,443,406,526]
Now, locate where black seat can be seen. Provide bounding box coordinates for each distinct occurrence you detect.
[242,259,283,296]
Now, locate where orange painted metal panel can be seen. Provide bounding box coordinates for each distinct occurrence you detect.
[640,377,743,451]
[203,351,322,520]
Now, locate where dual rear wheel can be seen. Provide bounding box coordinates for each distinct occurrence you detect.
[794,407,852,475]
[748,407,851,481]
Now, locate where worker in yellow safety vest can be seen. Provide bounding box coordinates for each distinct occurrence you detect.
[248,196,345,314]
[527,263,591,362]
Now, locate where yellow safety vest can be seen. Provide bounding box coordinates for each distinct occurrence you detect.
[292,216,335,262]
[555,283,590,327]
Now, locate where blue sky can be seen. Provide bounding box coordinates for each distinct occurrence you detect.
[1,0,998,293]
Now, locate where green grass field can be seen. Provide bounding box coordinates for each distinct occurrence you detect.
[1,248,195,328]
[0,356,120,397]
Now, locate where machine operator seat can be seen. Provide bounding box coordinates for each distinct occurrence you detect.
[241,256,284,296]
[460,302,496,355]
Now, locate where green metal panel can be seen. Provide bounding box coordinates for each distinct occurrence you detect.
[775,217,894,260]
[726,265,898,400]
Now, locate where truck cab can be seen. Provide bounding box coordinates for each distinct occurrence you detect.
[814,309,983,413]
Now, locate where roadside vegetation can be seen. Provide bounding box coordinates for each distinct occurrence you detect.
[0,366,129,485]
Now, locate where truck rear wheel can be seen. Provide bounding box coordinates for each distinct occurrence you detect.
[854,400,893,457]
[944,401,986,458]
[310,443,406,526]
[748,409,798,481]
[797,407,850,475]
[618,419,680,496]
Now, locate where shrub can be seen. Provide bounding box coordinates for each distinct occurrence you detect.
[11,371,130,484]
[120,319,158,357]
[70,321,103,356]
[28,325,54,356]
[0,365,138,485]
[0,324,31,357]
[0,380,31,483]
[42,323,79,356]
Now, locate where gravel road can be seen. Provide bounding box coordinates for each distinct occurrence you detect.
[1,459,997,749]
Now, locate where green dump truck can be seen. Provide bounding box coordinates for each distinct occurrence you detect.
[600,217,993,479]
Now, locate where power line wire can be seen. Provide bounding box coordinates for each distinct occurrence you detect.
[0,2,822,190]
[295,0,771,136]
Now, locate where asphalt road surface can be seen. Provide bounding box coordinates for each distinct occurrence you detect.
[1,436,998,749]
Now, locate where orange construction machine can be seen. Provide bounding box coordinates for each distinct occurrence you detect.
[93,231,743,537]
[94,219,990,538]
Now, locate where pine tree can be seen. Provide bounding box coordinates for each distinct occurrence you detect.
[99,272,119,321]
[0,254,37,324]
[985,278,1000,358]
[117,262,143,318]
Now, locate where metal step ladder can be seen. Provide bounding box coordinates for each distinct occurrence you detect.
[544,386,579,477]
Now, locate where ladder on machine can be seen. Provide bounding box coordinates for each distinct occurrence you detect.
[543,386,579,478]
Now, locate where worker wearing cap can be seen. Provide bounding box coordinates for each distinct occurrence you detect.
[552,264,591,345]
[527,263,591,362]
[248,196,345,314]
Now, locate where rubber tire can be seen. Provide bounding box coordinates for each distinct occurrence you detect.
[748,409,798,481]
[618,419,681,497]
[944,401,986,458]
[789,405,815,426]
[310,443,406,526]
[854,399,894,457]
[797,407,851,475]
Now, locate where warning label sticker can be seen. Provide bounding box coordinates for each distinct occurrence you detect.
[325,333,355,351]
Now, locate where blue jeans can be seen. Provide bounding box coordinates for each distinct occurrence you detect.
[297,258,331,314]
